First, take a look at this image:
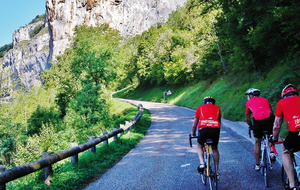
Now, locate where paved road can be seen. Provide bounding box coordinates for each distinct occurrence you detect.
[83,100,284,190]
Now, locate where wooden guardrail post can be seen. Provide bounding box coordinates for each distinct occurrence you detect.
[89,136,96,154]
[0,166,6,190]
[120,124,125,135]
[129,120,133,131]
[125,121,130,132]
[103,131,108,146]
[71,143,78,166]
[42,152,53,186]
[113,128,118,142]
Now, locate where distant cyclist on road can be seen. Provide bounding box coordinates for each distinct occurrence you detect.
[192,96,221,175]
[270,84,300,190]
[245,88,275,171]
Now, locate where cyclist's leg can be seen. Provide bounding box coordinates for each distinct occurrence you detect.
[253,119,263,167]
[212,146,219,174]
[196,143,205,164]
[282,147,296,188]
[254,138,261,165]
[264,114,275,154]
[197,128,207,168]
[210,128,220,174]
[283,131,300,189]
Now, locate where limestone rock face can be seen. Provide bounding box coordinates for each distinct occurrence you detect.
[46,0,187,60]
[1,0,187,90]
[1,20,51,89]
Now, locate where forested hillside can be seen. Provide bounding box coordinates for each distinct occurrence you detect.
[0,0,299,188]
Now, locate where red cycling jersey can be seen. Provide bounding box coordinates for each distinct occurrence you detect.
[275,96,300,132]
[195,104,221,129]
[245,97,272,120]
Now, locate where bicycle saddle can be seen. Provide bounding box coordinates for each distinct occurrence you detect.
[206,139,213,145]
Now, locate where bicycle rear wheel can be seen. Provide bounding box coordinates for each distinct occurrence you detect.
[208,153,218,190]
[201,153,207,185]
[263,149,269,187]
[201,168,207,185]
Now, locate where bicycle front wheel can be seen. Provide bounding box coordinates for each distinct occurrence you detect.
[208,154,218,190]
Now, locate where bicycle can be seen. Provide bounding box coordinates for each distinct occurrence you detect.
[189,134,218,190]
[249,130,274,187]
[272,141,300,190]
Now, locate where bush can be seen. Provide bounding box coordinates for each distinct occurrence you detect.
[30,24,44,38]
[27,105,60,136]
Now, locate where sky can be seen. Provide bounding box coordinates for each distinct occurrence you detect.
[0,0,46,47]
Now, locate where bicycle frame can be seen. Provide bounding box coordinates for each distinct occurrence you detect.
[204,144,212,177]
[189,134,218,190]
[260,131,272,187]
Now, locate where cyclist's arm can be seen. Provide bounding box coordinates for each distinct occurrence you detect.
[192,118,199,137]
[273,116,283,141]
[245,113,253,129]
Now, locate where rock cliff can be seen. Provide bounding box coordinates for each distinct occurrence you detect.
[1,0,187,90]
[1,19,51,89]
[46,0,187,60]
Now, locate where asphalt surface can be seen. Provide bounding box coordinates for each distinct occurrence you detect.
[82,99,286,190]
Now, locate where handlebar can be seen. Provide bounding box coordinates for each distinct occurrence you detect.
[189,134,198,147]
[271,141,284,156]
[249,128,252,138]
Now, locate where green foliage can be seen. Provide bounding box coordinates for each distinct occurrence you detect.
[27,105,61,136]
[122,0,225,87]
[0,43,13,58]
[13,125,58,166]
[28,14,46,25]
[7,103,151,190]
[64,83,111,131]
[215,0,300,73]
[43,24,121,118]
[30,24,44,38]
[0,131,15,165]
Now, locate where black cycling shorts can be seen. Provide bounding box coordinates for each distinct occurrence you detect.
[253,113,275,139]
[284,131,300,153]
[197,128,220,147]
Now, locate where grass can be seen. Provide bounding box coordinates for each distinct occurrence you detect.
[6,100,151,190]
[114,62,296,138]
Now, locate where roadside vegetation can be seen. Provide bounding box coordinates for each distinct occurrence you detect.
[7,102,151,190]
[0,0,299,188]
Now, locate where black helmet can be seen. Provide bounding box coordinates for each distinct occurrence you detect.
[245,88,260,96]
[203,96,216,105]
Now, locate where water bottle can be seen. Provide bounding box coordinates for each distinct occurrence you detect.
[295,166,300,182]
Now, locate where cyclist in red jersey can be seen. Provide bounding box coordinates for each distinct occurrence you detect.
[245,88,275,171]
[271,84,300,190]
[192,96,221,175]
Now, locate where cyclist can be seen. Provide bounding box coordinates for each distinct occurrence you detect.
[192,96,221,176]
[271,84,300,190]
[245,88,275,171]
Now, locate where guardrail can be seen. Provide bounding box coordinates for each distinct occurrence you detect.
[0,102,143,189]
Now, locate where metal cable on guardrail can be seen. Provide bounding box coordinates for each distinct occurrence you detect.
[0,101,143,189]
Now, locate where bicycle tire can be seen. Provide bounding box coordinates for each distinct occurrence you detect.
[201,167,207,185]
[201,153,207,185]
[208,153,218,190]
[263,148,269,187]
